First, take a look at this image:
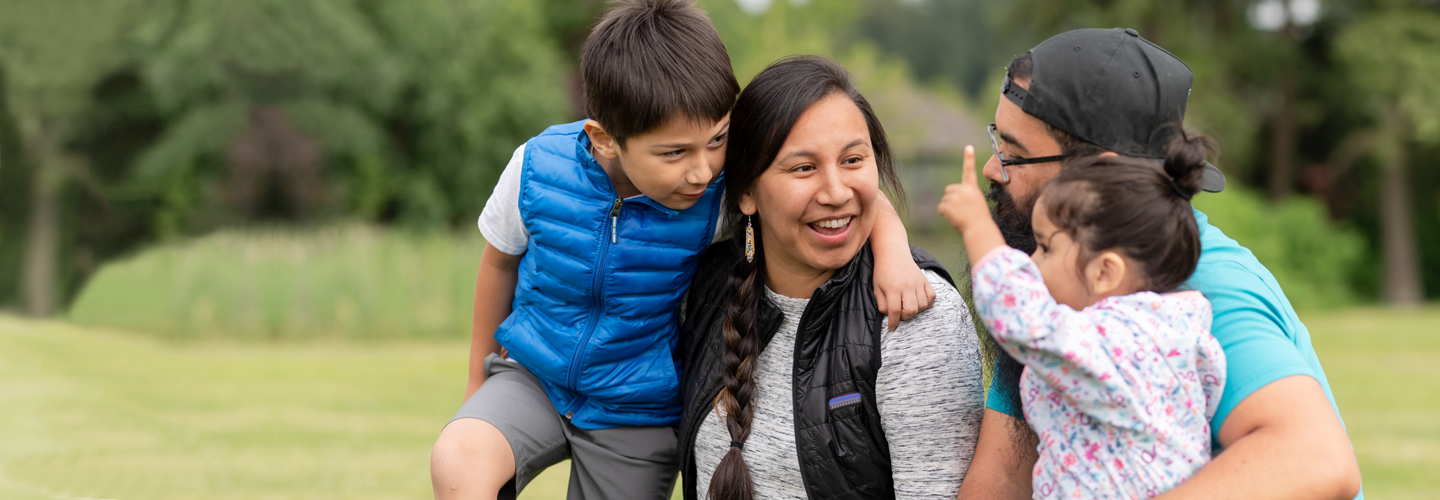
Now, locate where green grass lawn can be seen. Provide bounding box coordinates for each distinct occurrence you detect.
[2,307,1437,499]
[1306,307,1440,499]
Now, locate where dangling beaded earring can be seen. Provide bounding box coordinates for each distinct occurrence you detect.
[745,215,755,263]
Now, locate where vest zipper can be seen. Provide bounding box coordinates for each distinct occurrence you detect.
[564,197,624,416]
[609,197,622,243]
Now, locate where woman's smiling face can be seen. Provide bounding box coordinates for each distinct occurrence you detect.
[741,93,880,290]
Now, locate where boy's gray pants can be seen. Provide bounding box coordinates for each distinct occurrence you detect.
[450,353,679,499]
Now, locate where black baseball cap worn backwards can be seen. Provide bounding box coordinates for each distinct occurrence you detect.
[1002,27,1226,192]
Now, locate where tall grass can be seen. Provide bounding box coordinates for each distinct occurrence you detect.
[69,224,484,342]
[65,187,1365,344]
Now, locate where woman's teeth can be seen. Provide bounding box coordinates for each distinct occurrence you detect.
[813,217,852,229]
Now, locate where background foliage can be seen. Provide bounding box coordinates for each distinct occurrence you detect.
[0,0,1436,319]
[0,1,1436,498]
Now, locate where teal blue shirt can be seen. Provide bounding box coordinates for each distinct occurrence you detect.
[984,208,1358,497]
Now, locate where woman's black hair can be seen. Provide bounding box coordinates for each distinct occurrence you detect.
[1041,130,1215,293]
[707,55,902,500]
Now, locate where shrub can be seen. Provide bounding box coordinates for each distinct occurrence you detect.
[68,224,482,341]
[1193,188,1369,309]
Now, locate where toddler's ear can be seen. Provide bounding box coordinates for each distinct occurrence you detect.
[1086,250,1132,300]
[584,120,621,159]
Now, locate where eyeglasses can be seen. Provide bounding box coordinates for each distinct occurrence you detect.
[987,123,1069,183]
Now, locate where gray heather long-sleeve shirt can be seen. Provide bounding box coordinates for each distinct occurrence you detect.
[694,270,986,499]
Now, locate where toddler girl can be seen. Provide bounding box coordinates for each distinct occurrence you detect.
[938,134,1225,499]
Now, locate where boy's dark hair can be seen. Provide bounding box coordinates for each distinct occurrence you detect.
[1041,131,1215,293]
[581,0,739,147]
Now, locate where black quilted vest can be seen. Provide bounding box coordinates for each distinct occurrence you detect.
[677,242,954,500]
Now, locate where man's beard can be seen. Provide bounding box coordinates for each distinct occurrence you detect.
[987,181,1037,255]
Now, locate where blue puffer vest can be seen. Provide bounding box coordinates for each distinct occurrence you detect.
[497,120,723,429]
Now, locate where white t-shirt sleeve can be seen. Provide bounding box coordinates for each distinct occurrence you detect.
[477,144,530,256]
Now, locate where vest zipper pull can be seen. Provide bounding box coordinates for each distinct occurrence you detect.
[610,198,622,243]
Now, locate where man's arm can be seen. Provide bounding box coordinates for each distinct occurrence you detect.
[1156,375,1361,500]
[464,242,523,401]
[957,409,1036,500]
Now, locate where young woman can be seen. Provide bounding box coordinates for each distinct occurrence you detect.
[676,56,987,500]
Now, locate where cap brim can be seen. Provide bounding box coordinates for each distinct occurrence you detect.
[1200,161,1225,193]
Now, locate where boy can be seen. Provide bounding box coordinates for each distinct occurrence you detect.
[430,2,931,498]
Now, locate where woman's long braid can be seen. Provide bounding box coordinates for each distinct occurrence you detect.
[708,217,764,500]
[705,55,894,500]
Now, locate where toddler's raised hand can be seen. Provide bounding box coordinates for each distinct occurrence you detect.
[938,146,991,234]
[938,146,1006,266]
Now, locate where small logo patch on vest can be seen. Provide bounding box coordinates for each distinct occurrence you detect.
[828,392,862,410]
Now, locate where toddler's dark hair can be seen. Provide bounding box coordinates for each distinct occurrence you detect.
[581,0,739,147]
[1040,130,1215,293]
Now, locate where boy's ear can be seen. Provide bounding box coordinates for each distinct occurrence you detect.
[1086,250,1129,298]
[584,120,621,159]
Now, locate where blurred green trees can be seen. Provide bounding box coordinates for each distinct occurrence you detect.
[0,0,148,316]
[361,0,573,227]
[134,0,404,228]
[864,0,1440,306]
[1333,9,1440,305]
[0,0,572,312]
[0,0,1437,314]
[130,0,573,228]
